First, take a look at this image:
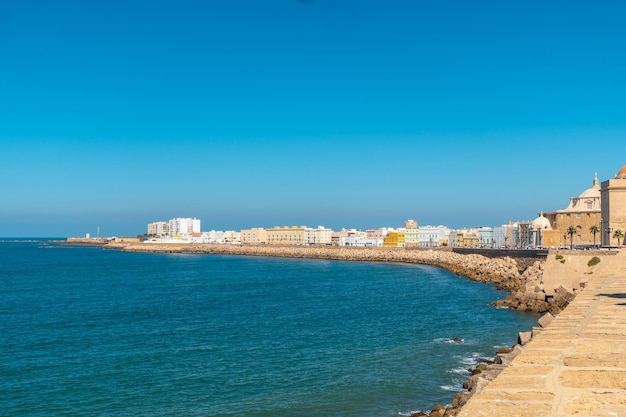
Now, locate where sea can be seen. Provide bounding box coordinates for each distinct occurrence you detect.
[0,239,538,417]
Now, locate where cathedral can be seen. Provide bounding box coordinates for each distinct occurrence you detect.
[529,165,626,248]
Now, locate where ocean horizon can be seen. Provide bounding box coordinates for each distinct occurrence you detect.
[1,239,538,416]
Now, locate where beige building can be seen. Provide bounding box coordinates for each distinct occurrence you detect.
[240,228,267,244]
[404,220,420,247]
[305,226,333,245]
[265,226,306,245]
[542,174,602,248]
[450,229,479,248]
[601,164,626,247]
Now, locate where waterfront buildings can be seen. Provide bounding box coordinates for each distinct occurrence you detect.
[265,226,307,245]
[476,227,495,248]
[305,226,333,245]
[404,220,420,247]
[240,228,267,244]
[383,230,406,247]
[418,225,450,247]
[169,218,201,238]
[449,229,479,248]
[147,221,169,237]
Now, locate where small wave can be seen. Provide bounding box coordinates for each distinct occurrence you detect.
[457,352,485,366]
[448,366,470,375]
[440,383,463,392]
[398,411,423,417]
[433,337,464,344]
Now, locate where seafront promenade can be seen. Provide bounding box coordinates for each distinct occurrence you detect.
[457,250,626,417]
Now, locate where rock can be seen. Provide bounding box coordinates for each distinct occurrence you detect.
[452,391,472,408]
[518,331,532,345]
[430,404,447,416]
[538,312,554,328]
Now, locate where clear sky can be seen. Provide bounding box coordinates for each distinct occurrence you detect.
[1,0,625,237]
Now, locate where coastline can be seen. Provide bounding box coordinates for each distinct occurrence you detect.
[67,240,599,416]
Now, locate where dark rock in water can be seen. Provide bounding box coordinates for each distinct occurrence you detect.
[444,337,464,344]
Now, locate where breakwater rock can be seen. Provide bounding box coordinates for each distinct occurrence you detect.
[104,243,575,314]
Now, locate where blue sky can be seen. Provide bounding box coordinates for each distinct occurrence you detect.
[1,0,625,237]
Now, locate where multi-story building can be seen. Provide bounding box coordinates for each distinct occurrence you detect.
[240,228,267,244]
[476,227,494,248]
[493,222,519,248]
[450,229,479,248]
[366,229,383,241]
[517,222,531,248]
[305,226,333,245]
[418,225,449,247]
[147,221,169,237]
[265,226,306,245]
[404,220,420,247]
[383,230,406,247]
[169,218,201,238]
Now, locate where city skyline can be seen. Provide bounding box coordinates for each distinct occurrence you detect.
[1,1,625,237]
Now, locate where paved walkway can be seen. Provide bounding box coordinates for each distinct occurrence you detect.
[457,251,626,417]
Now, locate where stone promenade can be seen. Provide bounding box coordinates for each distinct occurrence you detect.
[458,251,626,417]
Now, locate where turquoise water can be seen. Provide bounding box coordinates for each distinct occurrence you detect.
[1,240,538,416]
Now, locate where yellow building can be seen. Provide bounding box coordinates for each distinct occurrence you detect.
[601,164,626,247]
[383,231,406,247]
[265,226,306,245]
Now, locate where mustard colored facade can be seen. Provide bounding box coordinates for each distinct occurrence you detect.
[265,226,306,245]
[383,231,406,247]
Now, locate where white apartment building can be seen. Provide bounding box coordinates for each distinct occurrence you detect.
[418,225,450,247]
[169,217,201,238]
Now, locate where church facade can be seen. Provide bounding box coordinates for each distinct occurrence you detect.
[539,174,602,248]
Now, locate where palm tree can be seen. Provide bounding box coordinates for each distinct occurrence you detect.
[613,229,624,248]
[567,225,577,250]
[590,225,600,248]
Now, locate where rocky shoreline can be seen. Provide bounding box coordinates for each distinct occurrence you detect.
[77,241,603,416]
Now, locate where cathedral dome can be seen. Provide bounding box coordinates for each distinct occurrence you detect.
[579,173,601,198]
[617,164,626,179]
[531,212,552,230]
